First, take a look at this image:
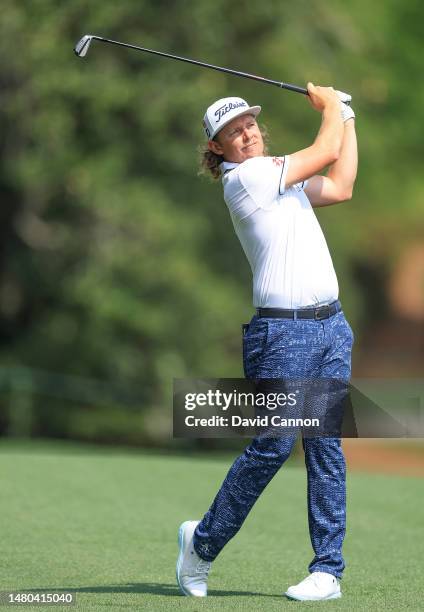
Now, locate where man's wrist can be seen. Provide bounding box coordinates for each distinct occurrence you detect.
[322,101,343,122]
[324,99,342,111]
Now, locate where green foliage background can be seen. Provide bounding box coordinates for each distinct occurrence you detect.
[0,0,423,444]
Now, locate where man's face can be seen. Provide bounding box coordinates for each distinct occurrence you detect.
[208,114,264,163]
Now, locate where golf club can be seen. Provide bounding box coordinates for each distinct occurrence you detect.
[74,34,352,105]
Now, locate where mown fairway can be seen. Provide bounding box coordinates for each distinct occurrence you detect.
[0,442,421,611]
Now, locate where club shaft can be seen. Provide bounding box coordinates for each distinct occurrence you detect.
[90,36,308,96]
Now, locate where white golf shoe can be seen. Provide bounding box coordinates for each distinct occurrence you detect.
[176,520,211,597]
[285,571,342,601]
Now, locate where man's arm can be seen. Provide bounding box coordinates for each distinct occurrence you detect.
[305,118,358,207]
[284,83,344,187]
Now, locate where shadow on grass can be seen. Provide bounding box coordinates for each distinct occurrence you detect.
[25,583,279,597]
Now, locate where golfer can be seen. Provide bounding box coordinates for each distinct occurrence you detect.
[176,83,357,601]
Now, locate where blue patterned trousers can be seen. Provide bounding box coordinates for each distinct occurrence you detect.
[193,305,354,578]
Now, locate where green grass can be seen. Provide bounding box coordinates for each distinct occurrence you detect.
[0,441,422,611]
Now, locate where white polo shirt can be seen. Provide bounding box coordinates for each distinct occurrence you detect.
[220,155,339,308]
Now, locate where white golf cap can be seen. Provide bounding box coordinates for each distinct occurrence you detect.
[203,96,261,140]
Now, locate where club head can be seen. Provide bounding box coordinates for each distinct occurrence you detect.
[74,35,94,58]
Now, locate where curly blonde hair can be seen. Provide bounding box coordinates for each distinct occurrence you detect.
[198,124,270,180]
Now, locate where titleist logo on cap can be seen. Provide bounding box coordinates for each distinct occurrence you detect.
[215,100,247,123]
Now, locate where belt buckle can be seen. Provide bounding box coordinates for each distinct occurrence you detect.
[315,305,329,320]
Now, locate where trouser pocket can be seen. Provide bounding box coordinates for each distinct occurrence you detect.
[242,319,269,377]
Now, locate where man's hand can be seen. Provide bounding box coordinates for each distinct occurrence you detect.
[307,82,340,112]
[341,102,355,123]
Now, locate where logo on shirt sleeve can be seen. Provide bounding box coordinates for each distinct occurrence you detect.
[272,156,285,167]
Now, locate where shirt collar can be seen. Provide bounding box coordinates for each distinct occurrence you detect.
[220,161,239,176]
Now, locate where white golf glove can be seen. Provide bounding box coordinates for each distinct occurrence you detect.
[341,102,355,122]
[335,90,351,105]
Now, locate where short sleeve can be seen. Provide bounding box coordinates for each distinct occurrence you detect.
[238,155,290,210]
